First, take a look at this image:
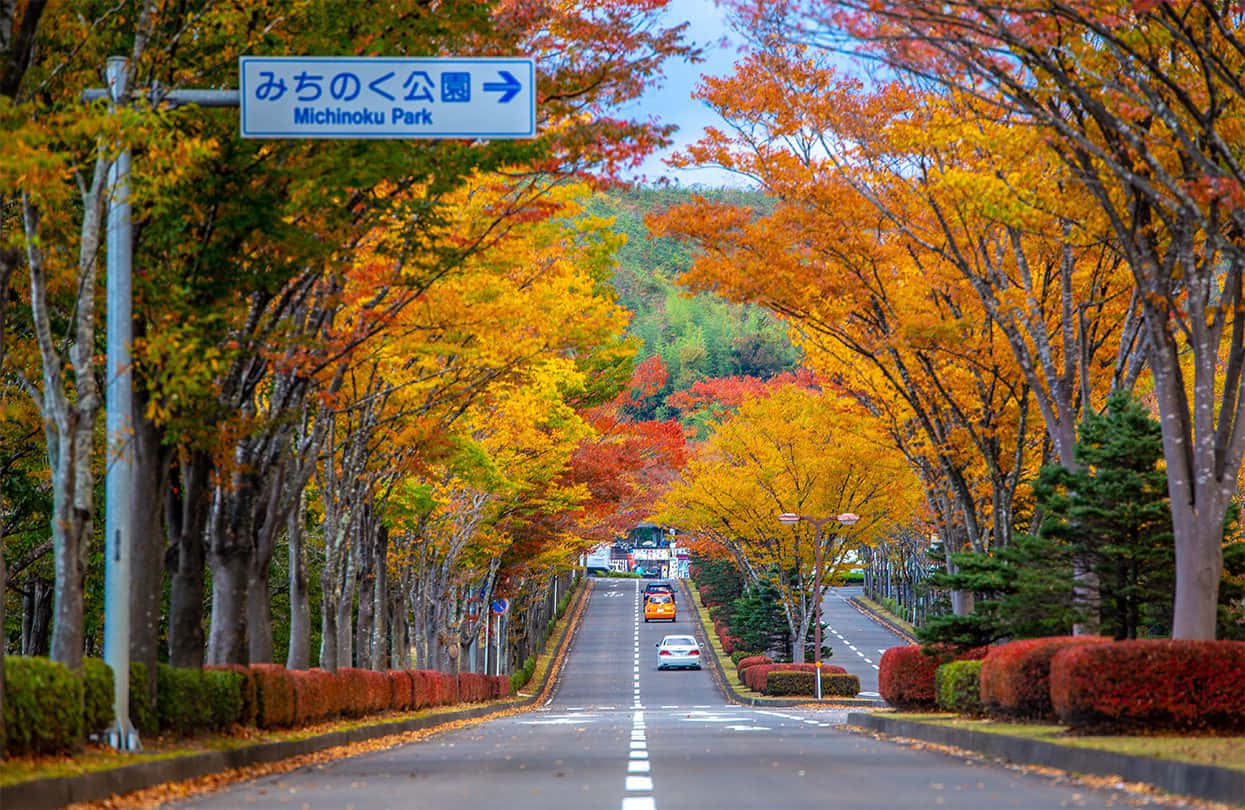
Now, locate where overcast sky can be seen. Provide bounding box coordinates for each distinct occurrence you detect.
[620,0,750,188]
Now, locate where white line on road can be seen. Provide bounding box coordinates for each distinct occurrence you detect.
[626,776,654,791]
[622,798,656,810]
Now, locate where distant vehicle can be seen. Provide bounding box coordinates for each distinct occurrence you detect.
[643,593,676,622]
[640,568,662,578]
[655,635,701,670]
[644,582,676,603]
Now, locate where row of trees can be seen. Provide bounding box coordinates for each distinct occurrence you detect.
[0,0,694,720]
[650,0,1245,640]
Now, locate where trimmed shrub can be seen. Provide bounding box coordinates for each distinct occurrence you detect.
[730,650,762,665]
[744,663,846,693]
[129,661,158,736]
[289,668,339,724]
[458,672,489,703]
[735,655,773,677]
[388,670,416,711]
[764,670,861,697]
[935,660,985,715]
[156,664,213,735]
[3,656,83,755]
[488,674,511,699]
[1051,640,1245,732]
[207,665,258,726]
[980,636,1110,720]
[204,669,245,730]
[82,657,115,737]
[878,645,987,710]
[250,664,296,728]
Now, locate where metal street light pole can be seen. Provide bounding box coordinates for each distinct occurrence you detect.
[778,511,860,700]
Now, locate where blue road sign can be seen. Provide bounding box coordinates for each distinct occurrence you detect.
[491,599,510,615]
[240,57,536,139]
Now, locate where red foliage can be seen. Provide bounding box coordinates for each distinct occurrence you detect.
[666,369,818,420]
[412,669,458,707]
[457,672,491,703]
[388,670,416,710]
[249,664,296,728]
[1050,640,1245,732]
[489,674,512,699]
[743,662,847,693]
[736,655,773,676]
[980,636,1111,720]
[879,645,987,709]
[289,668,340,724]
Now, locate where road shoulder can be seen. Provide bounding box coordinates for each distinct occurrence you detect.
[846,711,1245,808]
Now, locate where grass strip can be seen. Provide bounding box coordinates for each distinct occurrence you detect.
[883,712,1245,773]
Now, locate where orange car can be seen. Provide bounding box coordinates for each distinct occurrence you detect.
[644,593,676,622]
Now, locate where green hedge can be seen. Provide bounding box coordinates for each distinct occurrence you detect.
[730,650,762,665]
[205,669,245,730]
[129,661,158,736]
[764,670,861,697]
[935,660,985,715]
[3,656,84,756]
[156,663,214,736]
[510,655,537,693]
[82,657,115,737]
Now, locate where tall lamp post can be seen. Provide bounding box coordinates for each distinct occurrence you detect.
[777,511,860,700]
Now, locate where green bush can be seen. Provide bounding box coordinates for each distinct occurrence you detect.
[730,650,762,665]
[3,656,84,755]
[764,670,861,697]
[935,660,985,715]
[129,661,158,736]
[82,657,115,737]
[204,669,245,730]
[546,618,556,638]
[156,664,212,736]
[509,655,538,693]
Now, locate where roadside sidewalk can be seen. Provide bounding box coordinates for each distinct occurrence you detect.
[0,579,594,810]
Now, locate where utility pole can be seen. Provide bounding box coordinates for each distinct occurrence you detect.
[88,61,239,750]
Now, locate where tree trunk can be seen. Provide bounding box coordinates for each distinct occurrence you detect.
[287,498,310,670]
[246,555,274,664]
[390,590,409,669]
[24,577,53,655]
[168,452,210,668]
[206,552,250,665]
[130,390,165,702]
[356,523,375,669]
[371,527,389,670]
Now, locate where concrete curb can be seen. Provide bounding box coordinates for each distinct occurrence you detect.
[846,596,918,644]
[846,712,1245,807]
[2,578,594,810]
[682,581,885,710]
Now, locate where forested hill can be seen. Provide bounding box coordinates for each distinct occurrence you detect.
[587,187,801,424]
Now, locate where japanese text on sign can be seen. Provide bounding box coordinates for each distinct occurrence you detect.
[240,57,535,139]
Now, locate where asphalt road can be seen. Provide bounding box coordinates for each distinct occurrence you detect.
[176,578,1176,809]
[820,585,911,695]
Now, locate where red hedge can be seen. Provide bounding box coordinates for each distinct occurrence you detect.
[743,663,847,693]
[458,672,490,703]
[736,655,773,677]
[980,636,1110,720]
[879,646,987,710]
[1051,640,1245,732]
[388,670,415,710]
[249,664,295,728]
[289,668,340,724]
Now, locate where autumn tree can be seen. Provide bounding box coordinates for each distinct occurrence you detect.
[656,384,921,661]
[760,0,1245,639]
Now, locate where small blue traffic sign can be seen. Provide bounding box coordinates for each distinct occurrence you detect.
[490,599,510,615]
[240,57,536,139]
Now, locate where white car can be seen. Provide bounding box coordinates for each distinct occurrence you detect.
[655,635,702,670]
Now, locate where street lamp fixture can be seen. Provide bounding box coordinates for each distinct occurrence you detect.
[776,511,860,700]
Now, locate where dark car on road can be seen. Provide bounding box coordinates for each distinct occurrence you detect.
[644,582,676,603]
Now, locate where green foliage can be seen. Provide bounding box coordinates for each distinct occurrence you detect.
[923,392,1178,645]
[692,556,744,603]
[204,669,245,730]
[129,661,158,736]
[728,580,790,657]
[2,656,83,755]
[730,650,762,665]
[1220,539,1245,640]
[510,655,538,693]
[81,657,115,737]
[156,664,213,736]
[586,188,800,423]
[935,660,985,715]
[764,670,860,697]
